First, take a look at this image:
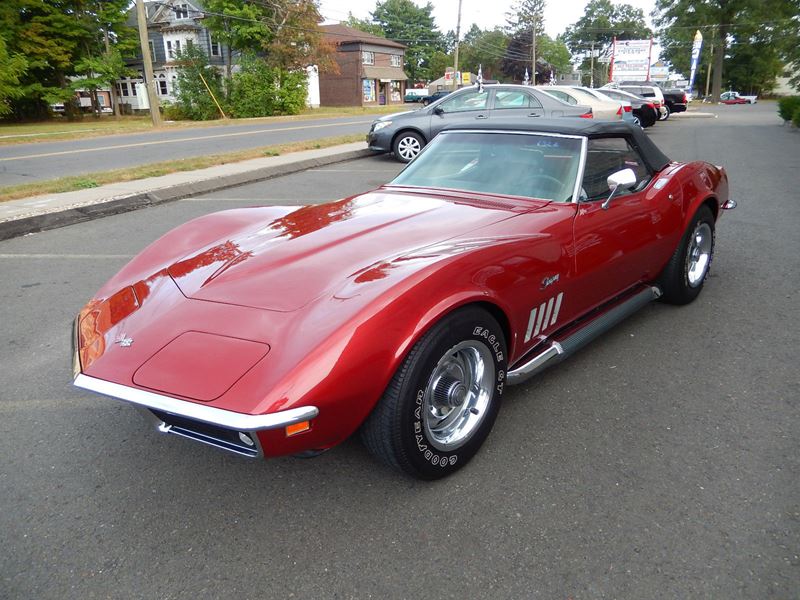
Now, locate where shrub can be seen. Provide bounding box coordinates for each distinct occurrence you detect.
[171,45,226,120]
[777,96,800,122]
[228,53,307,118]
[793,105,800,128]
[161,102,188,121]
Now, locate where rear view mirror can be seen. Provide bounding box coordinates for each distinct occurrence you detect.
[602,168,637,209]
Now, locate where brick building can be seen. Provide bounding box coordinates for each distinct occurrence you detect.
[319,24,408,107]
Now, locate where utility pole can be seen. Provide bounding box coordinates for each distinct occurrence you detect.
[453,0,463,89]
[590,41,595,88]
[136,0,161,126]
[531,17,537,85]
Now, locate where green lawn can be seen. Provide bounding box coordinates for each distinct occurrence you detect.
[0,104,410,146]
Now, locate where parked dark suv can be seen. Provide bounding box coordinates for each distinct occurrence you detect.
[367,84,593,162]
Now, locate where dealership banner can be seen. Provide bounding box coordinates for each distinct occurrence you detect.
[609,39,653,82]
[688,30,703,93]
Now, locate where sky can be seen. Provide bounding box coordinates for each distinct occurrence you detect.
[318,0,659,40]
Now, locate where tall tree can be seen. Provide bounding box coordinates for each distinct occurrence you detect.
[0,35,27,116]
[564,0,651,86]
[371,0,443,81]
[654,0,791,101]
[344,12,385,38]
[459,25,510,80]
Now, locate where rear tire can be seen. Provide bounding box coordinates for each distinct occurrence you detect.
[659,205,715,305]
[361,307,507,480]
[659,104,671,121]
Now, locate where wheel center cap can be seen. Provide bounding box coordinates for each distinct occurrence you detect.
[447,382,468,407]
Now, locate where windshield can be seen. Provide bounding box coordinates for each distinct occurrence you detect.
[390,131,583,202]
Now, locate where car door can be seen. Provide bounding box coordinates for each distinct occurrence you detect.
[491,89,545,119]
[573,136,681,309]
[428,88,491,139]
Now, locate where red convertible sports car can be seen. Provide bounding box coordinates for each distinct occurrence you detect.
[73,120,735,479]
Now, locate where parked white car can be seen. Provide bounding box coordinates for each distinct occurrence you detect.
[535,85,623,120]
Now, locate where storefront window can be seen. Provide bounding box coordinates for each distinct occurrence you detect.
[362,79,376,103]
[391,81,401,102]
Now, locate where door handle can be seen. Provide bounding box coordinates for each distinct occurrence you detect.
[528,113,542,117]
[475,114,488,119]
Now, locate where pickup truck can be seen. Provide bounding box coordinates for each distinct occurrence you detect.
[720,91,758,104]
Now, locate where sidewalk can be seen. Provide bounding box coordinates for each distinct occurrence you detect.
[0,142,370,241]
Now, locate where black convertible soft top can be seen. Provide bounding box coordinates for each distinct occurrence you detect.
[440,118,672,173]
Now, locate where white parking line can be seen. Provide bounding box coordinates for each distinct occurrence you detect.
[0,119,372,162]
[0,253,133,259]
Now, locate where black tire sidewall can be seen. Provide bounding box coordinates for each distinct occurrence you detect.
[397,309,507,479]
[660,205,715,304]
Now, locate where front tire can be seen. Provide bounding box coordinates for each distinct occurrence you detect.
[659,104,671,121]
[361,307,507,479]
[659,205,715,305]
[392,131,425,163]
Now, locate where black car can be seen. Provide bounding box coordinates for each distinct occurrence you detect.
[421,91,451,106]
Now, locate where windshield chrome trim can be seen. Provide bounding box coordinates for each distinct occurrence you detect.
[572,136,588,204]
[74,373,319,432]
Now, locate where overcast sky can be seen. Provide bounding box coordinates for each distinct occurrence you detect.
[318,0,658,39]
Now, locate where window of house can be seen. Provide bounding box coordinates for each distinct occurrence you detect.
[166,40,181,58]
[120,82,129,97]
[391,81,401,102]
[130,82,137,96]
[362,79,376,102]
[148,40,156,62]
[210,36,221,56]
[158,76,168,95]
[97,95,106,106]
[391,54,401,67]
[174,4,189,19]
[362,51,374,65]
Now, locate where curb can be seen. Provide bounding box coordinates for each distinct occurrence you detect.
[0,148,373,242]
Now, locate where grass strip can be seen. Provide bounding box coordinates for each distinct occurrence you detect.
[0,105,405,145]
[0,133,366,203]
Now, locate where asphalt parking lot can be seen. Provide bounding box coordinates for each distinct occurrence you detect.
[1,103,798,598]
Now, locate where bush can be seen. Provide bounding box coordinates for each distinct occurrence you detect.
[161,102,188,121]
[228,53,307,118]
[793,106,800,128]
[171,45,226,120]
[777,95,800,122]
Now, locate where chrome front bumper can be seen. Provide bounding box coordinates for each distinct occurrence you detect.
[74,374,319,458]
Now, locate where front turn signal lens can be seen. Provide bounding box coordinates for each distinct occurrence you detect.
[286,421,311,437]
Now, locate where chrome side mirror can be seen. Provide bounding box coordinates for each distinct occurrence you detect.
[602,168,637,209]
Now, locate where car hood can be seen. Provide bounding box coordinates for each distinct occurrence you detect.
[166,189,528,312]
[377,110,418,122]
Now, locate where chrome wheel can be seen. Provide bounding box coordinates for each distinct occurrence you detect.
[687,222,713,287]
[423,341,495,452]
[396,135,422,160]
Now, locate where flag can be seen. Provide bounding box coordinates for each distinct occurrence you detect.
[477,64,483,92]
[523,68,530,86]
[688,30,703,95]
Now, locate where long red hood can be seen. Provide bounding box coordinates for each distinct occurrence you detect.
[163,189,529,312]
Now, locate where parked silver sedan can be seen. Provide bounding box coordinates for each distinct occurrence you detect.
[367,84,593,162]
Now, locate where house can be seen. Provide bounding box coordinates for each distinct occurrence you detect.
[319,24,408,107]
[117,0,231,111]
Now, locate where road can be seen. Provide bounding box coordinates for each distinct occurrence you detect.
[1,102,798,598]
[0,115,374,187]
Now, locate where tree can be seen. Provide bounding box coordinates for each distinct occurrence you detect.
[564,0,651,86]
[371,0,443,82]
[501,30,569,82]
[654,0,792,101]
[0,35,27,116]
[171,44,226,120]
[344,12,385,37]
[458,26,510,80]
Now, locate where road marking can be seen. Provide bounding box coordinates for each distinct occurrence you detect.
[0,120,372,162]
[0,253,132,259]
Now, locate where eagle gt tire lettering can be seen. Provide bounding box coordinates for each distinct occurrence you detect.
[361,307,507,480]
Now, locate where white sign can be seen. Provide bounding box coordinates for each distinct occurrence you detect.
[611,39,653,82]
